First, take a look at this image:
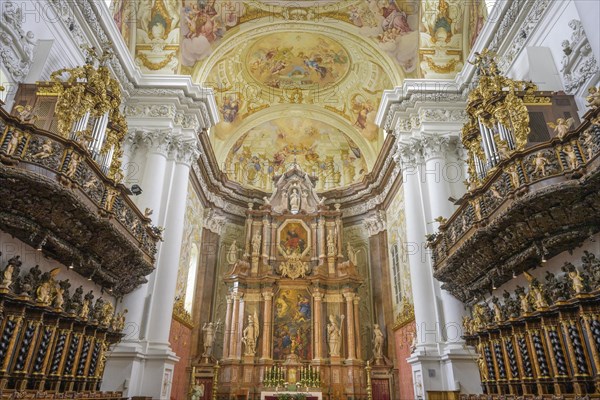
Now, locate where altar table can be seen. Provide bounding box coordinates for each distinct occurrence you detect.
[261,391,322,400]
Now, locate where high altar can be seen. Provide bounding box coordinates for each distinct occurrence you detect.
[194,164,389,398]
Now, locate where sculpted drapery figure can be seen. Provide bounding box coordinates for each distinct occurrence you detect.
[242,312,259,356]
[289,188,301,213]
[373,324,384,359]
[227,240,239,265]
[202,322,216,357]
[327,232,336,256]
[327,314,343,357]
[251,231,261,255]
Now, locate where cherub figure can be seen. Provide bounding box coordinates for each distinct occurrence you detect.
[32,140,54,160]
[531,152,550,176]
[66,153,80,177]
[582,130,595,160]
[547,117,574,139]
[586,86,600,109]
[5,131,22,155]
[561,144,579,170]
[506,164,520,188]
[14,105,36,123]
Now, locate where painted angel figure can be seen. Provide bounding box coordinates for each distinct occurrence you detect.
[547,117,574,139]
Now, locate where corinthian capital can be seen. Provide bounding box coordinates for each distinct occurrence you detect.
[138,129,173,155]
[170,138,201,166]
[421,135,450,161]
[394,139,423,167]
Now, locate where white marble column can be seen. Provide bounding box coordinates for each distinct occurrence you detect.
[146,140,199,346]
[422,136,466,347]
[120,130,171,340]
[397,140,439,349]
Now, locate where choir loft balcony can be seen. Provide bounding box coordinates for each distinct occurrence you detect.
[429,52,600,304]
[0,52,160,296]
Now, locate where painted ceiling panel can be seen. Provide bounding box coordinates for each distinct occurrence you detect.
[111,0,487,192]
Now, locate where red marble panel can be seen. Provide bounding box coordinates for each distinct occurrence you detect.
[169,317,193,400]
[394,321,416,400]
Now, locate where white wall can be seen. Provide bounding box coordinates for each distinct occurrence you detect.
[506,0,599,114]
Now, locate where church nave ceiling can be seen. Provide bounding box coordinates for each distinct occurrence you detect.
[111,0,487,192]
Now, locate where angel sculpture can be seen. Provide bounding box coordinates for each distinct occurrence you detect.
[5,131,22,156]
[14,104,37,123]
[32,140,54,160]
[547,117,574,139]
[531,152,551,176]
[586,86,600,109]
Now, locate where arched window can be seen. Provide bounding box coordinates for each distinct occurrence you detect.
[391,243,402,305]
[184,243,199,313]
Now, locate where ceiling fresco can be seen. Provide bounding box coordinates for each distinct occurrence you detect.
[245,32,350,90]
[222,117,368,192]
[111,0,487,192]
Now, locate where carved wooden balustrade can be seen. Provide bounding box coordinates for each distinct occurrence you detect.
[428,54,600,303]
[461,251,600,397]
[0,84,160,296]
[0,252,128,392]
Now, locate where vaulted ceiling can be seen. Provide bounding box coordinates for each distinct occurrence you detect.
[112,0,487,192]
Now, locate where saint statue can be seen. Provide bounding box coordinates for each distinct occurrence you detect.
[227,240,239,265]
[327,314,343,357]
[0,256,22,289]
[202,322,216,358]
[327,232,336,256]
[242,312,259,356]
[251,231,261,255]
[289,188,301,213]
[373,324,384,359]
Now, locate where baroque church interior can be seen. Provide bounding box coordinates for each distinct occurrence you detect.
[0,0,599,399]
